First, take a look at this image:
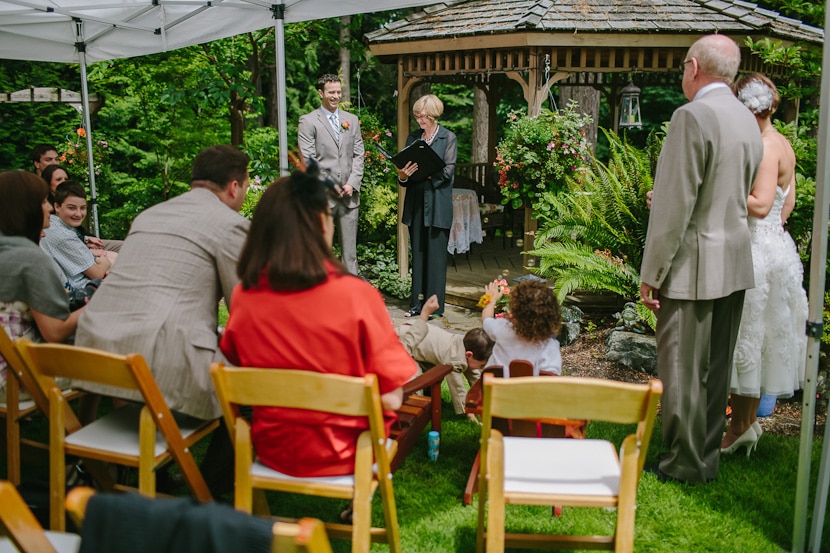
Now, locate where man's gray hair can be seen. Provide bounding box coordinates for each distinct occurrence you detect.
[687,34,741,86]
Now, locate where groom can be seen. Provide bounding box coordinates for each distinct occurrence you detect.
[298,73,364,275]
[639,34,763,484]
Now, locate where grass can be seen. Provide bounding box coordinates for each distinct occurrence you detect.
[244,383,830,552]
[5,382,829,552]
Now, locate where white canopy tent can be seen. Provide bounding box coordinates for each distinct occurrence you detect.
[795,5,830,551]
[0,0,437,234]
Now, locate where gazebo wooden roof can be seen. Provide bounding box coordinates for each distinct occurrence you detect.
[366,0,823,275]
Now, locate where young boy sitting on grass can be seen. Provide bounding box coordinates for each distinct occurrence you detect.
[396,294,494,421]
[40,181,116,293]
[481,279,562,377]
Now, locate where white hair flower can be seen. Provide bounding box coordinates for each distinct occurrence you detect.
[738,80,774,114]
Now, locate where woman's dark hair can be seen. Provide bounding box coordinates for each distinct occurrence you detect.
[237,168,345,291]
[0,170,49,243]
[509,280,562,343]
[41,164,70,208]
[41,164,70,191]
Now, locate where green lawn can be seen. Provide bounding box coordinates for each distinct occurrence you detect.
[5,384,828,552]
[245,384,829,552]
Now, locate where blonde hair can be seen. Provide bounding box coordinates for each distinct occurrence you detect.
[412,94,444,120]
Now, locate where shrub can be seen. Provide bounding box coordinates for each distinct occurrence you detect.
[528,128,657,329]
[494,102,592,210]
[357,110,399,244]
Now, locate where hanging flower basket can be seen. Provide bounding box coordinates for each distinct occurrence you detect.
[494,101,592,210]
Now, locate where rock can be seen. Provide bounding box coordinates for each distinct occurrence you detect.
[605,330,657,375]
[559,305,583,346]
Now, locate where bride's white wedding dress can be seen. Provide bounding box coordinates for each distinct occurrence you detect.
[731,185,808,398]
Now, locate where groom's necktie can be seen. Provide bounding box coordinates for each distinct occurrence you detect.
[329,113,340,143]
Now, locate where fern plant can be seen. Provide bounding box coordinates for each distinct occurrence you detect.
[527,128,661,327]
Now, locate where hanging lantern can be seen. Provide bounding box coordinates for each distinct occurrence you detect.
[618,81,642,129]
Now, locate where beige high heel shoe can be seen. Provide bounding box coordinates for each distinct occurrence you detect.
[720,426,758,457]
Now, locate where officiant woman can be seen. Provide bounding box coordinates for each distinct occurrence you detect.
[396,94,457,319]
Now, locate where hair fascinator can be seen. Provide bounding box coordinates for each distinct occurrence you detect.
[738,80,774,115]
[287,151,342,199]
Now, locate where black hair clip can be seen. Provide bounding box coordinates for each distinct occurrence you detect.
[288,152,342,198]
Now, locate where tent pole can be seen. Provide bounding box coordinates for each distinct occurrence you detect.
[794,2,830,551]
[272,3,289,176]
[75,19,100,237]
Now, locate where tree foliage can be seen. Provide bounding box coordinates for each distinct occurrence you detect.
[528,128,659,327]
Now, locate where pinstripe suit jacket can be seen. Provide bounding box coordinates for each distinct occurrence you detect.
[75,188,250,420]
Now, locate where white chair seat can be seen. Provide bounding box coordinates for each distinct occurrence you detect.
[503,437,620,497]
[252,460,356,487]
[0,397,36,412]
[0,531,81,553]
[65,404,210,458]
[1,387,79,413]
[250,439,396,486]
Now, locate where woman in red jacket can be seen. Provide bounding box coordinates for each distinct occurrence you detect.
[219,165,416,477]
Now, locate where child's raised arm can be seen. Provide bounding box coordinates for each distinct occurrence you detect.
[481,280,504,321]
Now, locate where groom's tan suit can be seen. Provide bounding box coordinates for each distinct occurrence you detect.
[641,85,762,482]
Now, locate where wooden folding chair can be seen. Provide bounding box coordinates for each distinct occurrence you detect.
[66,486,333,553]
[0,329,84,486]
[0,480,81,553]
[477,374,662,553]
[210,362,401,553]
[15,339,218,531]
[462,361,586,506]
[388,363,453,472]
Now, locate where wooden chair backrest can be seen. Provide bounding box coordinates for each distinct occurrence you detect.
[0,328,45,410]
[0,480,57,553]
[66,486,333,553]
[210,363,389,468]
[272,518,335,553]
[482,375,662,471]
[16,339,210,498]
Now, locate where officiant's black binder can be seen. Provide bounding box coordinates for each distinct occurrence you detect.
[374,139,446,183]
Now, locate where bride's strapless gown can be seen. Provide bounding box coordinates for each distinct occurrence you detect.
[731,185,808,398]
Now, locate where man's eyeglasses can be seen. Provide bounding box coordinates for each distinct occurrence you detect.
[679,59,693,71]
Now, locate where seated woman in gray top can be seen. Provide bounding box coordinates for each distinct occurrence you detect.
[0,171,83,401]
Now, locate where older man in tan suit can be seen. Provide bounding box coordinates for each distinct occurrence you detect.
[640,35,763,484]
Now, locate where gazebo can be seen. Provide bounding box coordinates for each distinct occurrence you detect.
[366,0,823,274]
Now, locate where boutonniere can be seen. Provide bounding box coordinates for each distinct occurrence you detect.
[341,121,350,131]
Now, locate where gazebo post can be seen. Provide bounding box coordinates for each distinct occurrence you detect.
[506,48,569,268]
[396,67,421,279]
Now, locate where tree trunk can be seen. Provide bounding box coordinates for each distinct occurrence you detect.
[471,86,489,164]
[559,78,600,151]
[230,90,245,146]
[339,16,351,104]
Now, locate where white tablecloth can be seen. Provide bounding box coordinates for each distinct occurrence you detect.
[448,188,484,254]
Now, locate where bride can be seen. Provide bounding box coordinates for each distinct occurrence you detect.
[721,74,809,455]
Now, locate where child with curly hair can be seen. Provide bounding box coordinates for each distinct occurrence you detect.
[481,279,562,377]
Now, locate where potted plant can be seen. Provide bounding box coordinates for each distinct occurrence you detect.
[494,101,592,211]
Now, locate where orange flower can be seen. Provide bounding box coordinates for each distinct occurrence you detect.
[76,128,86,138]
[477,294,492,308]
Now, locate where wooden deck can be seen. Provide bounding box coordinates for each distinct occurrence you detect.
[444,238,627,314]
